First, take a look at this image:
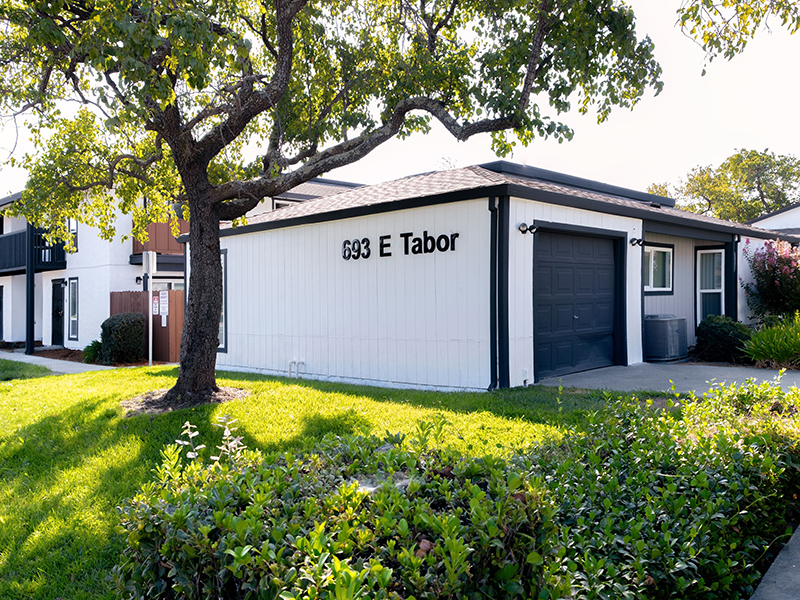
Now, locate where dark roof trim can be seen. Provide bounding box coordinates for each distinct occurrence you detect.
[129,253,185,272]
[747,201,800,224]
[184,184,509,241]
[0,191,21,208]
[180,182,800,244]
[480,160,676,208]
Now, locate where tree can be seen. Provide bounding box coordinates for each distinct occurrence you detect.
[678,0,800,62]
[647,149,800,223]
[0,0,662,404]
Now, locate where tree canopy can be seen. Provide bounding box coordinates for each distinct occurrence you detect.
[0,0,663,401]
[678,0,800,62]
[648,149,800,223]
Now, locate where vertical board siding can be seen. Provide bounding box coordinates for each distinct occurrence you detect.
[507,198,643,388]
[643,233,697,343]
[218,199,492,390]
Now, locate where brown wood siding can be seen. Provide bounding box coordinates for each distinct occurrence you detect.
[132,221,189,255]
[110,290,184,362]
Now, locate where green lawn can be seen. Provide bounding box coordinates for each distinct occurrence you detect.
[0,358,52,381]
[0,367,613,600]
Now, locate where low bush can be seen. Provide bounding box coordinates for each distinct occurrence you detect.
[116,382,800,600]
[114,419,569,600]
[82,339,103,364]
[694,314,752,363]
[745,312,800,368]
[100,312,144,365]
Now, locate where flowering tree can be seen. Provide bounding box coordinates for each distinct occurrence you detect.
[742,239,800,319]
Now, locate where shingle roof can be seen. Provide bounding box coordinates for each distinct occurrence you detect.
[221,165,800,242]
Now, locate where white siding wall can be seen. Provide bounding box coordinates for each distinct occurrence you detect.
[215,199,493,390]
[0,274,40,342]
[42,219,142,348]
[507,198,644,387]
[3,214,27,234]
[751,207,800,231]
[737,236,771,324]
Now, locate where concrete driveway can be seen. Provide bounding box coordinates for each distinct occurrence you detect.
[538,362,800,395]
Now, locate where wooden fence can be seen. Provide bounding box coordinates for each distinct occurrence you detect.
[110,290,184,363]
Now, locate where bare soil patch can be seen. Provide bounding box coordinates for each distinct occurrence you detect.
[122,386,250,416]
[35,348,85,362]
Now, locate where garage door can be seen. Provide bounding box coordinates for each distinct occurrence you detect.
[534,231,616,380]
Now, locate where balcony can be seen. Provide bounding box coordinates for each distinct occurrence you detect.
[0,228,67,275]
[132,221,189,256]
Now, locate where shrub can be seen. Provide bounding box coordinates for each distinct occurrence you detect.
[116,390,800,600]
[694,314,752,363]
[100,312,144,365]
[745,312,800,368]
[82,339,102,364]
[742,238,800,319]
[114,419,570,600]
[530,380,799,599]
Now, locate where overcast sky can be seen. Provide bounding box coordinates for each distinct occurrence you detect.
[1,0,798,197]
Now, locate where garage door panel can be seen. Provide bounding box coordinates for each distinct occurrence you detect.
[534,231,617,380]
[554,305,576,333]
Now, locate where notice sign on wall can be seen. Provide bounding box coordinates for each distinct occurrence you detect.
[152,296,159,315]
[159,290,169,327]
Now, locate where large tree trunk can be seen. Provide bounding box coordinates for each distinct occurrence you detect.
[163,183,223,405]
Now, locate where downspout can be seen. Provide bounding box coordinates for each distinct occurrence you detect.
[488,197,498,390]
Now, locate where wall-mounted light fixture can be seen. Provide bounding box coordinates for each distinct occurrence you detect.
[629,238,645,246]
[135,276,143,285]
[518,223,538,235]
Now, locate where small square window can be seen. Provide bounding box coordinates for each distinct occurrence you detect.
[643,246,673,293]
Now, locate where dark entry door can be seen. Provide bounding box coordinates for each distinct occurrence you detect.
[534,231,616,379]
[52,281,64,346]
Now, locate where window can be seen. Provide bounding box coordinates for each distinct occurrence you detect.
[643,245,673,293]
[218,250,227,353]
[68,278,79,340]
[697,249,724,323]
[67,218,78,250]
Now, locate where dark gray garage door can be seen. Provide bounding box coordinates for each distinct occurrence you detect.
[534,231,616,380]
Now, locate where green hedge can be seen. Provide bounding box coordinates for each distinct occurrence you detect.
[100,312,145,365]
[695,315,752,363]
[115,381,800,599]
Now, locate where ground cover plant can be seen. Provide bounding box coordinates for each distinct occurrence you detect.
[114,378,800,600]
[0,367,603,600]
[0,358,51,381]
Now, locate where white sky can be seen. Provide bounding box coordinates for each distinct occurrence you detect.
[1,0,798,197]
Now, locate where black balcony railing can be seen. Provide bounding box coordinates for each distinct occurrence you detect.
[0,228,67,273]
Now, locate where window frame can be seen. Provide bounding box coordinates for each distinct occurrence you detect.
[67,218,78,250]
[643,243,674,295]
[696,248,725,325]
[68,277,79,341]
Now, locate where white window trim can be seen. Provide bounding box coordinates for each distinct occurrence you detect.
[696,249,725,325]
[643,245,673,293]
[68,277,79,341]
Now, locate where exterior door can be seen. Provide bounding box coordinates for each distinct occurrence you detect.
[697,249,724,324]
[534,231,616,380]
[52,281,64,346]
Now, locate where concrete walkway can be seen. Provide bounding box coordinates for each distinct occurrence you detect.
[751,527,800,600]
[539,362,800,395]
[0,349,114,375]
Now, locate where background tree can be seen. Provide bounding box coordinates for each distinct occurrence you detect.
[647,149,800,223]
[0,0,663,404]
[678,0,800,62]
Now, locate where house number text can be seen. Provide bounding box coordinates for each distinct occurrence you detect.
[342,231,460,260]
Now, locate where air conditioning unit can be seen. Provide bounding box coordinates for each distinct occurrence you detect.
[644,314,688,362]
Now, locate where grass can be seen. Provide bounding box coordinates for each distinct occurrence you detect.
[0,367,621,600]
[0,358,52,381]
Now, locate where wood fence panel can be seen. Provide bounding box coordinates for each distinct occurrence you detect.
[110,290,184,363]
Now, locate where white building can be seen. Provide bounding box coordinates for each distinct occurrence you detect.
[0,178,359,351]
[188,162,798,390]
